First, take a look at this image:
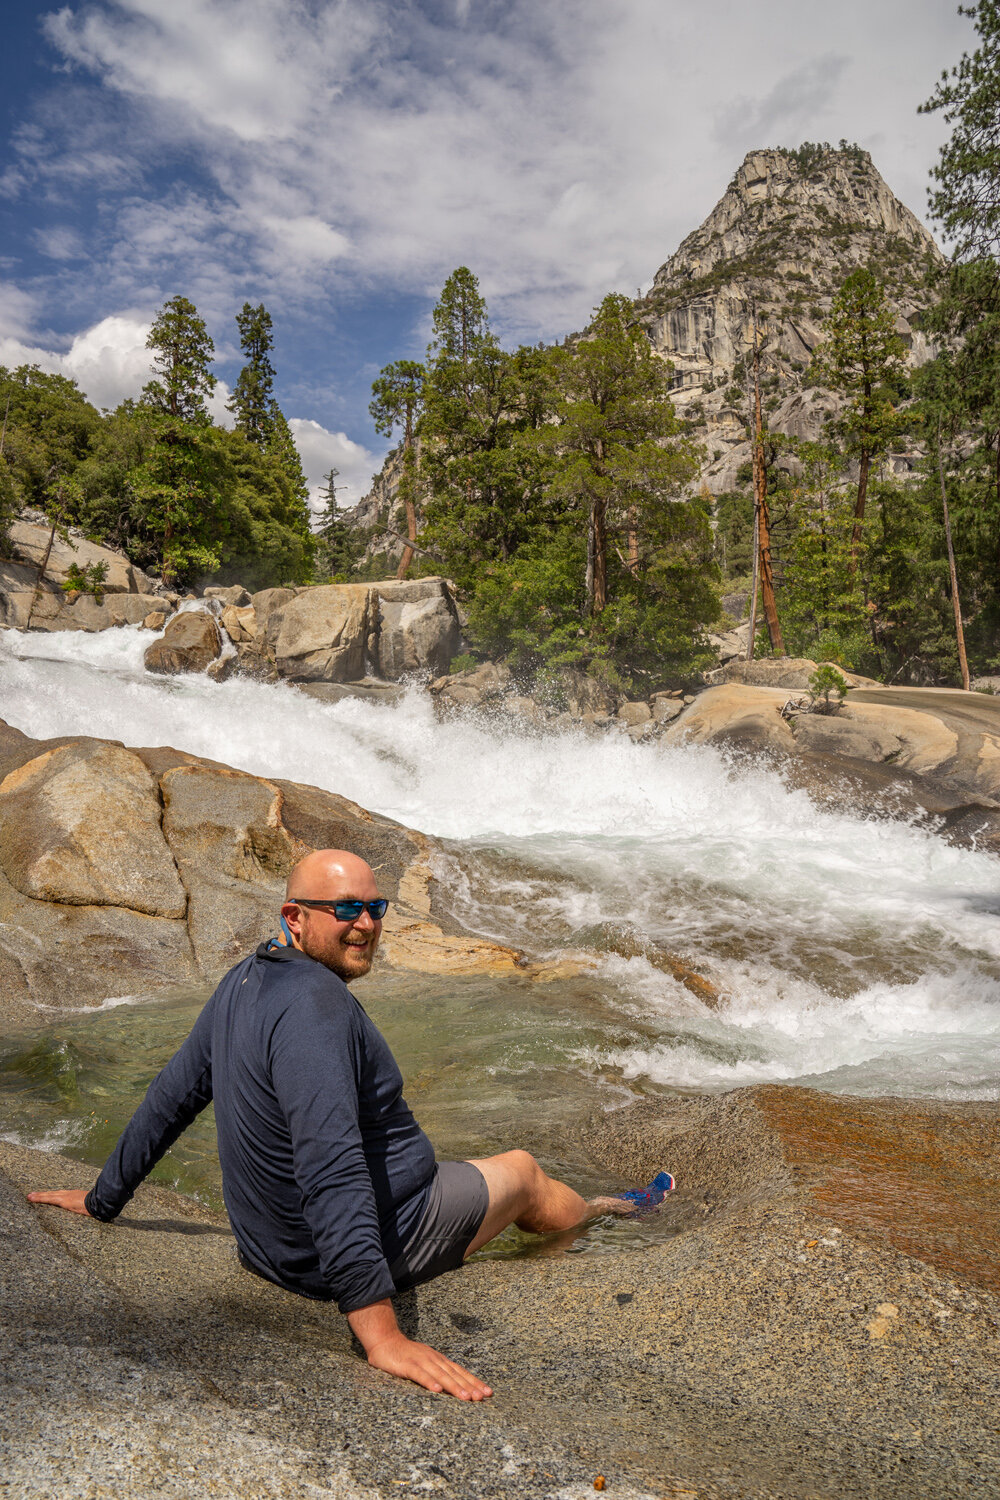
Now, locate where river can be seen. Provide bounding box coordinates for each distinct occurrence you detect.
[1,624,999,1226]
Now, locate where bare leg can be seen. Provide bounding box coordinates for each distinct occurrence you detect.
[463,1150,632,1258]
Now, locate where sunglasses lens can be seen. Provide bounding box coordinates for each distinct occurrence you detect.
[333,900,365,920]
[370,899,388,919]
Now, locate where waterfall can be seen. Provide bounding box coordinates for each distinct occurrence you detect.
[3,623,999,1100]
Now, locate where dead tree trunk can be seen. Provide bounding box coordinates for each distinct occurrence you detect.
[751,317,784,656]
[938,423,970,691]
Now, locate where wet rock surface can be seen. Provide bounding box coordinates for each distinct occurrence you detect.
[4,1082,999,1498]
[144,610,222,675]
[664,681,1000,845]
[0,721,528,1026]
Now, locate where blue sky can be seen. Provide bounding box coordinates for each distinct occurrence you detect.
[0,1,973,508]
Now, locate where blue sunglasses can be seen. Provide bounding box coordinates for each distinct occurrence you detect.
[292,898,389,921]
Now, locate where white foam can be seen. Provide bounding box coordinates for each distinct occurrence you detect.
[3,627,1000,1097]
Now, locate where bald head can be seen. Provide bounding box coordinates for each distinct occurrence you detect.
[282,849,384,983]
[286,849,377,902]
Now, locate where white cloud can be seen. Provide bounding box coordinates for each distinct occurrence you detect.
[0,309,237,422]
[52,6,964,319]
[0,311,153,409]
[259,215,351,268]
[2,0,978,436]
[287,417,381,511]
[61,315,155,408]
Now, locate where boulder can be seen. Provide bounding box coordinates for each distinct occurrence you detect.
[206,655,237,683]
[839,701,958,776]
[234,641,278,682]
[374,577,461,679]
[618,700,652,726]
[717,657,878,690]
[556,668,621,717]
[651,694,684,723]
[144,611,221,675]
[792,711,904,764]
[159,765,304,974]
[433,681,483,709]
[65,593,169,632]
[707,622,750,664]
[203,585,252,608]
[665,684,796,753]
[0,721,575,1025]
[429,661,512,710]
[220,604,257,643]
[250,587,296,639]
[0,742,186,918]
[7,518,143,594]
[0,561,54,629]
[0,867,199,1029]
[142,611,168,631]
[268,584,374,682]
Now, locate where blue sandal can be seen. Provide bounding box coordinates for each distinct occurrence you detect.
[614,1170,675,1213]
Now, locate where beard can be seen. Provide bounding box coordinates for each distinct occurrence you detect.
[299,925,378,982]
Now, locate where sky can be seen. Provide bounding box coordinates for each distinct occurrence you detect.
[0,0,975,510]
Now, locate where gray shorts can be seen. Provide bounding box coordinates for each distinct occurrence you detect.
[388,1160,490,1293]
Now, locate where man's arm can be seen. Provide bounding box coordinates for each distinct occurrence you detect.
[28,992,216,1220]
[348,1299,491,1400]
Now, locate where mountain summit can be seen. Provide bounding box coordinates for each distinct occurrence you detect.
[638,144,946,492]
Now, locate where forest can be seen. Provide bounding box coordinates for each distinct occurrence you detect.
[5,1,1000,695]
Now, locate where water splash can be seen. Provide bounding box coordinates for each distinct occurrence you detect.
[2,623,999,1098]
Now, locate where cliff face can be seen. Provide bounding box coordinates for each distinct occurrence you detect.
[342,444,408,572]
[639,145,947,493]
[348,146,947,533]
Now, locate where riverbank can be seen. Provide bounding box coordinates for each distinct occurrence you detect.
[5,1083,999,1499]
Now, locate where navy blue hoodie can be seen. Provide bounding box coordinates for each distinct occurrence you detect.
[85,943,437,1313]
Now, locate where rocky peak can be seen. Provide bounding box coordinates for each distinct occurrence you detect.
[656,146,941,293]
[639,144,947,493]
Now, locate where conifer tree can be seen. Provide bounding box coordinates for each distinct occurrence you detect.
[545,294,698,619]
[370,359,425,578]
[812,269,908,569]
[143,296,216,421]
[314,468,363,578]
[137,297,221,582]
[420,267,551,579]
[921,1,1000,258]
[229,302,276,445]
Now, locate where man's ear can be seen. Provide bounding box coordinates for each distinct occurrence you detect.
[280,902,304,946]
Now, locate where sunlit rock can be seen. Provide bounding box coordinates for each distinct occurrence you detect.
[0,742,187,918]
[144,611,222,675]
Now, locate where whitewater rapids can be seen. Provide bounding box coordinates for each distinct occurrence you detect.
[2,623,999,1102]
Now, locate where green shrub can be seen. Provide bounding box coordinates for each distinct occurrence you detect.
[807,663,849,712]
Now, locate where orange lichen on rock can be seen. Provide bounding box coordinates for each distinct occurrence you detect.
[754,1085,1000,1294]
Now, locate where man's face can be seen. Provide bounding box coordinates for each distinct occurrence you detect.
[282,865,383,982]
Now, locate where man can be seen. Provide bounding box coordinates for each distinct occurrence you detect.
[29,849,671,1401]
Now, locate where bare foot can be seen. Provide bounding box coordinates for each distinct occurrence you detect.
[587,1195,639,1217]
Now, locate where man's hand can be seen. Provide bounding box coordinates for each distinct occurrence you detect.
[365,1330,492,1400]
[348,1299,492,1400]
[27,1189,91,1215]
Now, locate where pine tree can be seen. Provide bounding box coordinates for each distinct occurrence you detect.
[545,293,700,618]
[314,469,364,579]
[370,359,425,578]
[420,267,552,580]
[812,269,908,569]
[921,1,1000,259]
[229,302,276,445]
[143,296,216,421]
[780,443,867,661]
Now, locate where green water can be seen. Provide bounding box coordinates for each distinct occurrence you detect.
[0,965,682,1259]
